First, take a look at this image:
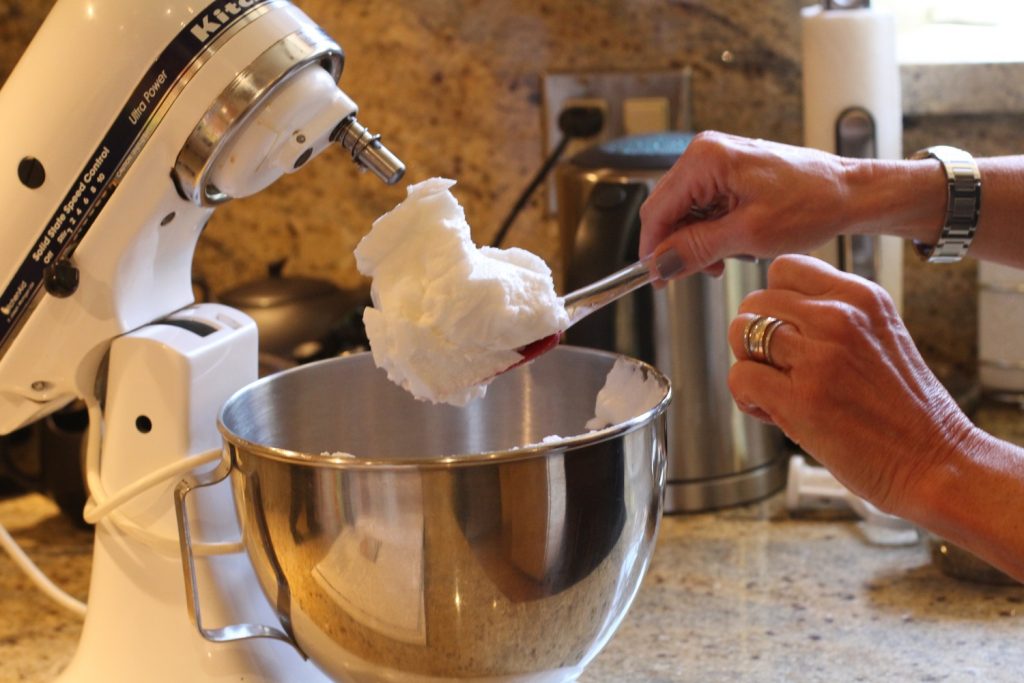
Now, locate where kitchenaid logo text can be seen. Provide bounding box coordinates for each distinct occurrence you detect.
[1,0,276,353]
[189,0,263,43]
[0,281,28,318]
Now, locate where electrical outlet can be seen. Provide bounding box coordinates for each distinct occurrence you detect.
[623,96,671,135]
[541,68,692,213]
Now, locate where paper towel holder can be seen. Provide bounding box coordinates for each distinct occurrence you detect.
[835,106,876,160]
[834,106,878,279]
[825,0,870,8]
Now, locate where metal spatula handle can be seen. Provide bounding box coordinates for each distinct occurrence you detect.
[563,256,658,326]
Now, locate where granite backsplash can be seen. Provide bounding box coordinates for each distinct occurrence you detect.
[3,0,1022,381]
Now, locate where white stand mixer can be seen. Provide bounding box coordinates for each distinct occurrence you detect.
[0,1,404,680]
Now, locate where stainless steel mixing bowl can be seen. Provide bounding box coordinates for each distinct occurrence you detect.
[181,346,670,682]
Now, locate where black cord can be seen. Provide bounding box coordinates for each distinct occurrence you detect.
[490,135,571,248]
[490,105,605,248]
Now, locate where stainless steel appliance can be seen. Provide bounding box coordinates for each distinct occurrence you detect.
[555,132,787,512]
[179,346,671,681]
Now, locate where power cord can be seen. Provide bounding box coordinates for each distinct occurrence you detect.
[0,396,241,618]
[490,105,604,248]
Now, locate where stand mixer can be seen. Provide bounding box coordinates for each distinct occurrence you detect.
[0,1,404,680]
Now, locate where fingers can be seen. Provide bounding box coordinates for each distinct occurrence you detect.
[725,259,824,430]
[729,312,803,371]
[766,253,851,297]
[655,215,749,276]
[639,132,744,270]
[758,256,901,347]
[727,305,808,441]
[728,356,794,431]
[704,260,725,278]
[638,167,696,258]
[639,132,857,280]
[730,257,866,368]
[725,254,899,447]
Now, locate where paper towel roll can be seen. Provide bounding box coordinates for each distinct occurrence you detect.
[802,4,904,312]
[801,5,902,158]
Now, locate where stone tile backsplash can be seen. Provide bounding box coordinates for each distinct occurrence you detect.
[3,0,1022,381]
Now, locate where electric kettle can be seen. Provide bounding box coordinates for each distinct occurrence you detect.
[555,132,787,512]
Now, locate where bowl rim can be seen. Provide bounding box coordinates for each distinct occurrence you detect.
[217,347,672,470]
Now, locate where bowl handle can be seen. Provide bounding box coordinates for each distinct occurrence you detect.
[173,457,299,648]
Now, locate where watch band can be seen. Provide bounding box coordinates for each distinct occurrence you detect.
[910,145,981,264]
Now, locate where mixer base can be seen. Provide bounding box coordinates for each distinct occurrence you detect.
[55,522,329,683]
[54,312,330,682]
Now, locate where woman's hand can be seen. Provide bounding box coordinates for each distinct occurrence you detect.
[726,254,975,516]
[639,131,868,275]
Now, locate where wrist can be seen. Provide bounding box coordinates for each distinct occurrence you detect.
[835,156,947,242]
[909,146,982,263]
[914,425,1024,582]
[909,422,1003,546]
[847,157,942,240]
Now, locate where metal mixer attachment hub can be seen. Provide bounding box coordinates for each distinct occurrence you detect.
[332,115,406,185]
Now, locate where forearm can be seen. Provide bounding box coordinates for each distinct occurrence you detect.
[909,427,1024,582]
[966,157,1024,266]
[840,155,1024,267]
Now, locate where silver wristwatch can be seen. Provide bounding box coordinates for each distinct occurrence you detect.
[910,145,981,264]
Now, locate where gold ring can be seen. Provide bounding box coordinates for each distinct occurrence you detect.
[743,315,786,366]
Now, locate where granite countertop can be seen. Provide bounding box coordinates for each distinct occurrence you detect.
[3,487,1023,682]
[589,500,1024,682]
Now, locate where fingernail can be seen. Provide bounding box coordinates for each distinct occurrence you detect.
[655,250,685,280]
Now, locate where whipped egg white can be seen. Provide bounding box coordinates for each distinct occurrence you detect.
[355,178,569,406]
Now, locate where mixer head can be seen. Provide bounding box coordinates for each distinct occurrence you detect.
[0,0,405,435]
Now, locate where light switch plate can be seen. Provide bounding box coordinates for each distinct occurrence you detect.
[541,68,693,213]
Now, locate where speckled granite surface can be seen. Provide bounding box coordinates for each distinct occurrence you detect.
[0,493,90,682]
[591,502,1024,683]
[4,490,1024,682]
